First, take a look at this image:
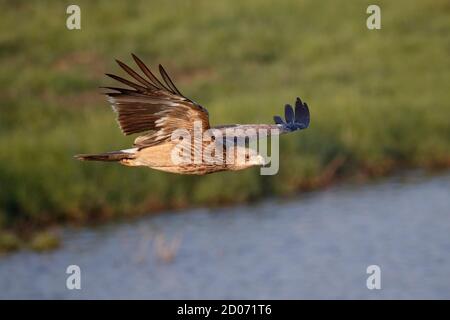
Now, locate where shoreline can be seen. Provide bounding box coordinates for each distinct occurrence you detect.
[2,158,449,255]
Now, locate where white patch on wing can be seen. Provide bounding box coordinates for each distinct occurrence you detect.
[155,128,168,140]
[107,97,118,112]
[155,117,168,127]
[120,148,138,154]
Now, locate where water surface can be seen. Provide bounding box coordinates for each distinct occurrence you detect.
[1,171,450,299]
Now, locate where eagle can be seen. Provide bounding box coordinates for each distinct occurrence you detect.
[75,54,310,175]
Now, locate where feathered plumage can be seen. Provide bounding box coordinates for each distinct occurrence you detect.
[75,54,310,175]
[274,97,310,132]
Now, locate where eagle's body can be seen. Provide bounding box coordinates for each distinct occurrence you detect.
[120,142,229,175]
[75,54,310,175]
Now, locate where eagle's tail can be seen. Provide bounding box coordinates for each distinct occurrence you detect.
[75,148,137,162]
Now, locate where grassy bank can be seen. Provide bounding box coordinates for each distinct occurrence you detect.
[1,0,450,248]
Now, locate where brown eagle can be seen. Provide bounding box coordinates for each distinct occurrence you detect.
[75,54,310,175]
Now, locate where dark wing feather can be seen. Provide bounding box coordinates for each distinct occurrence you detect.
[213,97,310,141]
[105,73,148,92]
[273,97,310,132]
[115,59,158,89]
[273,116,285,125]
[284,104,294,123]
[295,97,310,128]
[159,64,183,96]
[131,53,170,91]
[105,54,210,147]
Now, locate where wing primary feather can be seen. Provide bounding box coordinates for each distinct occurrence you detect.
[274,115,285,125]
[285,104,294,123]
[301,102,310,127]
[115,59,159,90]
[102,55,211,143]
[159,64,183,96]
[105,73,148,92]
[295,97,304,123]
[100,86,141,95]
[131,53,170,91]
[294,97,309,126]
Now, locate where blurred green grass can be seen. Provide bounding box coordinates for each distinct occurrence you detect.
[1,0,450,230]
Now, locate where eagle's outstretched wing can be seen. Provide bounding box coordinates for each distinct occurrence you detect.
[104,54,210,148]
[213,97,310,140]
[273,97,310,133]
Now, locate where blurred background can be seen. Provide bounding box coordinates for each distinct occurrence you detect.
[0,0,449,299]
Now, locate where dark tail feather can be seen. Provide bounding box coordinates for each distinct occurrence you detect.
[74,151,135,162]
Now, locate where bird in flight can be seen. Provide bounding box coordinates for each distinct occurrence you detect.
[75,54,310,175]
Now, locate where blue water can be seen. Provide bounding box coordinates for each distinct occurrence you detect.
[1,171,450,299]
